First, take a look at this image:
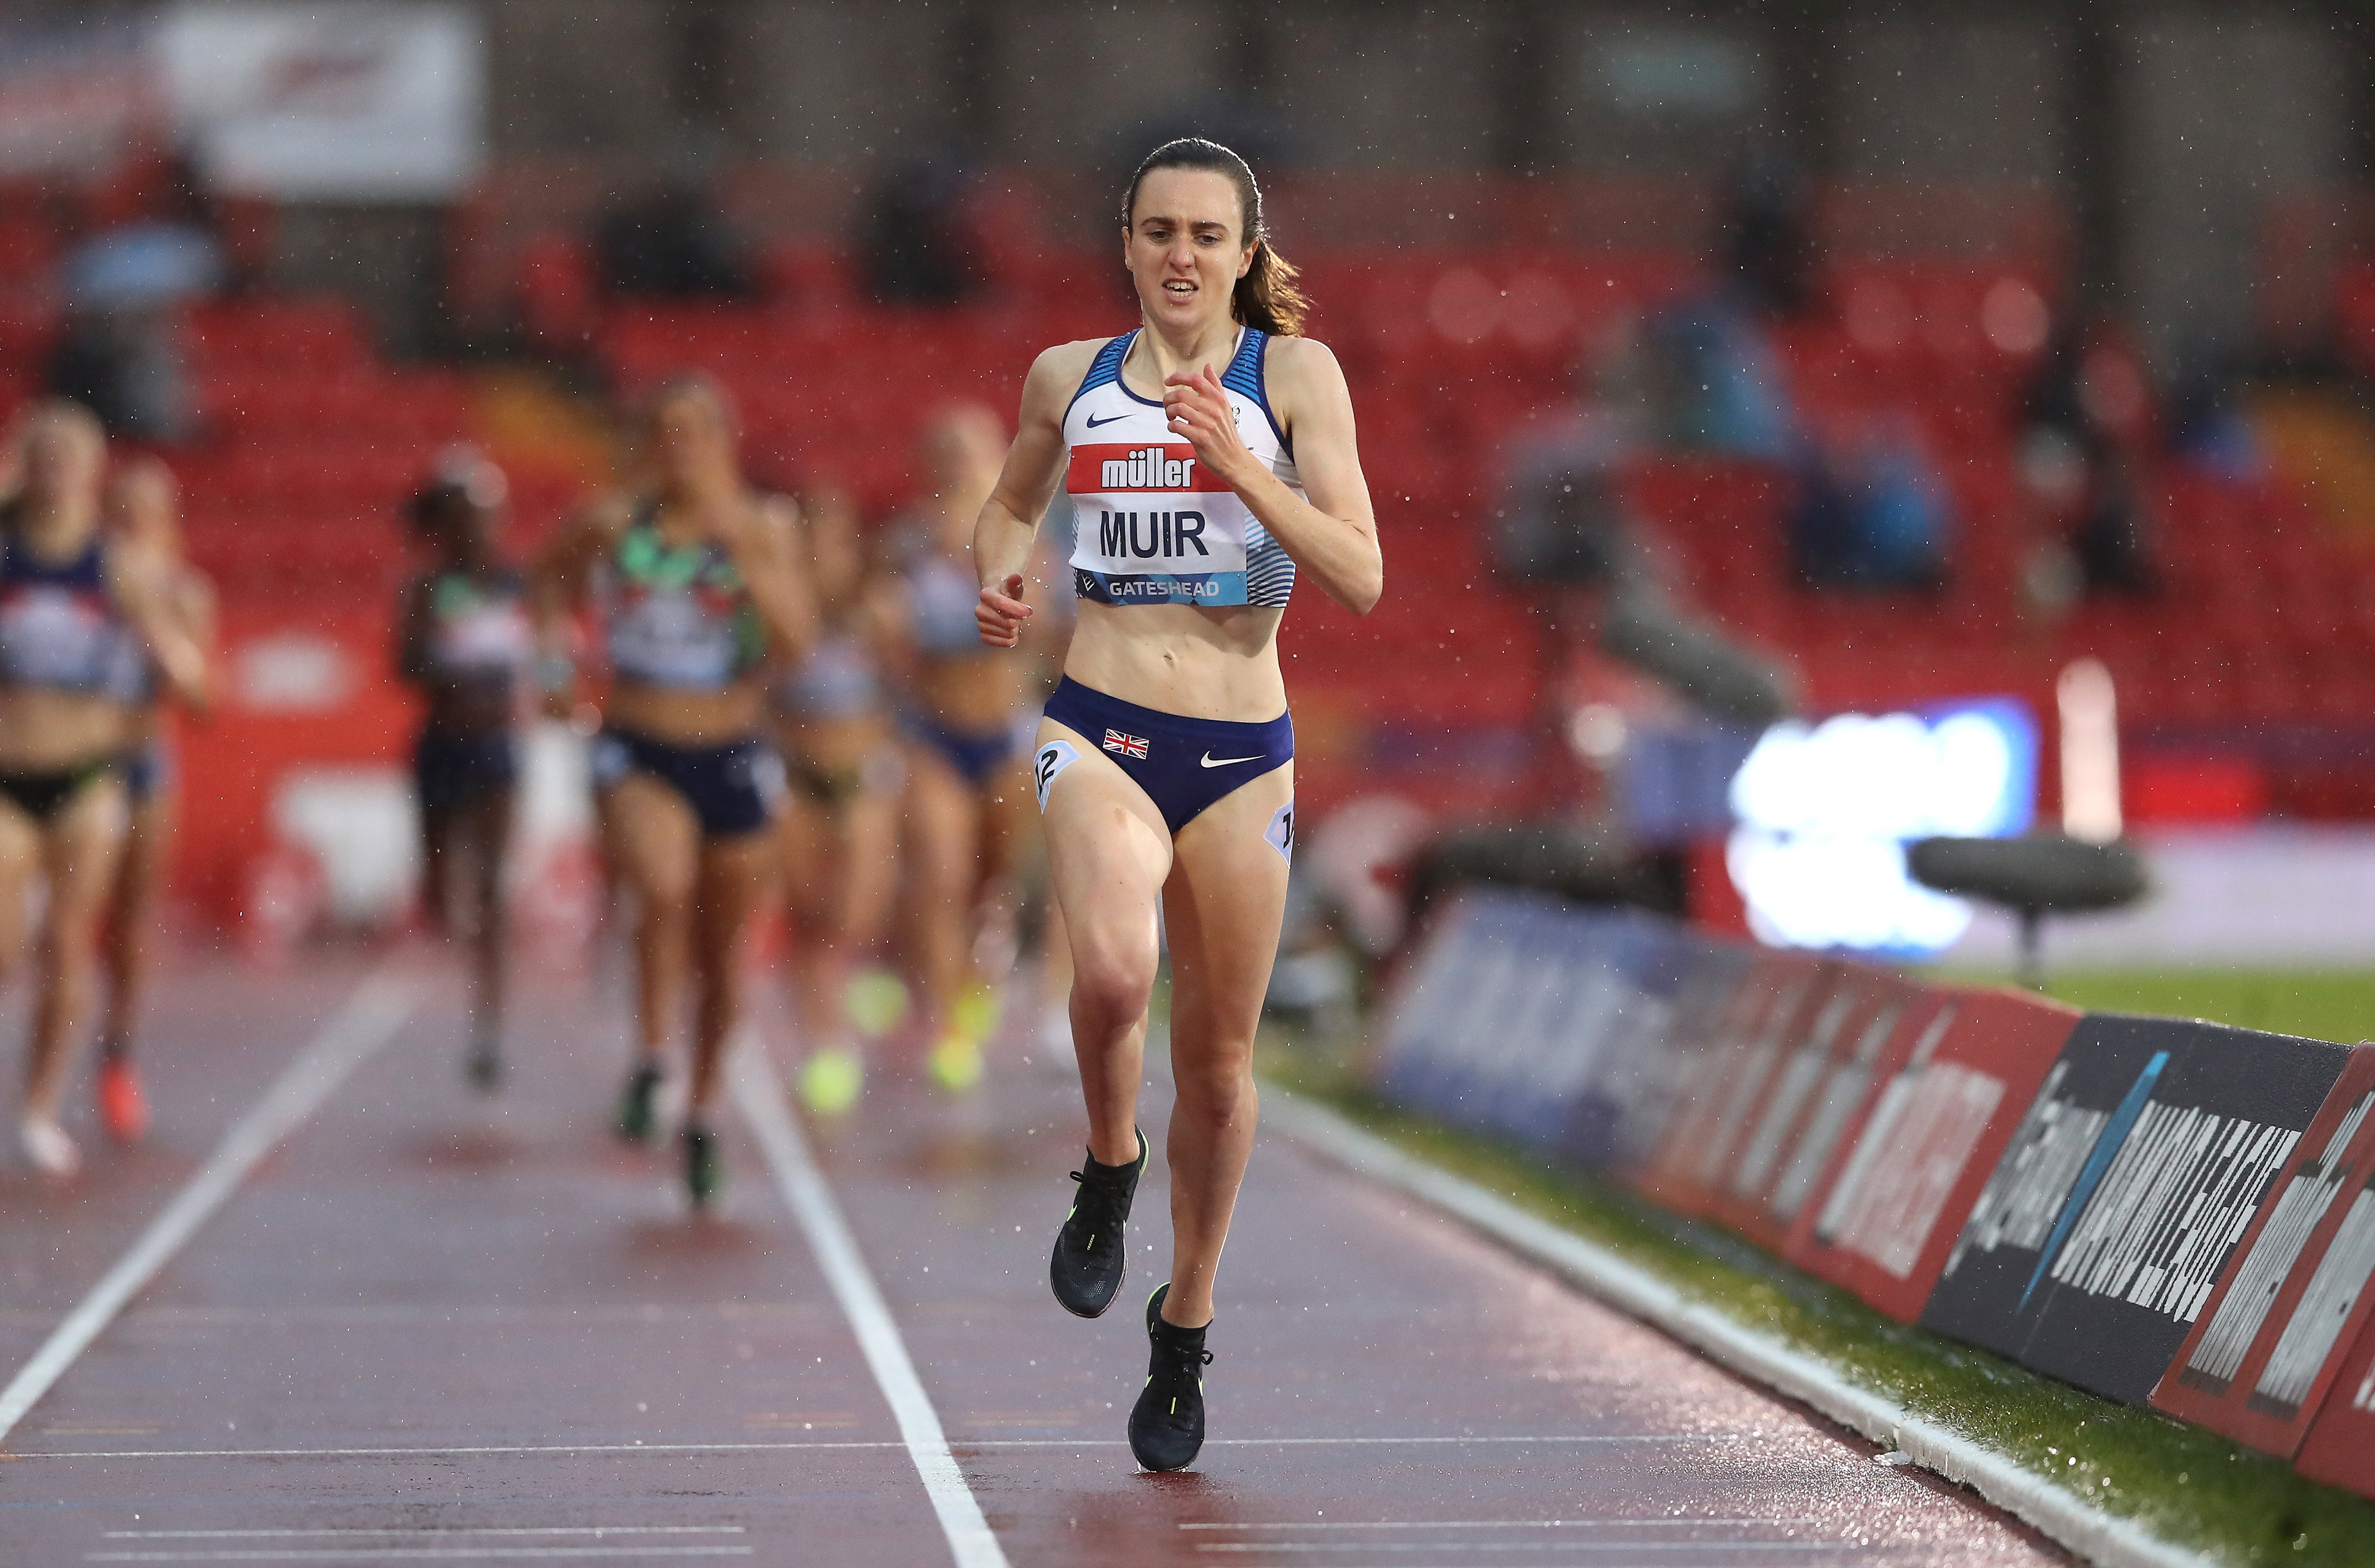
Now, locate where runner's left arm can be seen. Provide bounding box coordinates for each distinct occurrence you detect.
[107,539,212,710]
[1162,340,1382,614]
[724,495,818,667]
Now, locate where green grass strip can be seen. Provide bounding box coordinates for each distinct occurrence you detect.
[1256,967,2375,1568]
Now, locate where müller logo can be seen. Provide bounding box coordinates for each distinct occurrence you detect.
[1071,443,1201,492]
[1103,447,1196,489]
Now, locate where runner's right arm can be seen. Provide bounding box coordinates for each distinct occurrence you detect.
[531,495,628,718]
[975,342,1096,648]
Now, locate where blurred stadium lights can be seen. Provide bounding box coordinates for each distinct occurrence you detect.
[1727,701,2039,957]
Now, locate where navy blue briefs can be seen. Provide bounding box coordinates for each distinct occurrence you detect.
[415,728,519,816]
[900,711,1033,788]
[590,726,783,839]
[1037,676,1293,838]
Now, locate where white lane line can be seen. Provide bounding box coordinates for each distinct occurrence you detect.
[20,1432,1717,1461]
[1180,1521,1820,1532]
[0,969,416,1447]
[108,1529,744,1540]
[89,1552,751,1564]
[1191,1545,1849,1555]
[731,1048,1009,1568]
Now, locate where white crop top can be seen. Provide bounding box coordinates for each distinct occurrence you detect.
[1060,327,1298,609]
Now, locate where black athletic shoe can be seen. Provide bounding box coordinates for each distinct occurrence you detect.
[684,1122,722,1208]
[615,1061,664,1143]
[1128,1283,1211,1473]
[1050,1128,1146,1318]
[466,1033,502,1094]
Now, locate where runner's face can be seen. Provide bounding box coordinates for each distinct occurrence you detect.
[651,393,735,495]
[22,412,103,511]
[1125,169,1254,334]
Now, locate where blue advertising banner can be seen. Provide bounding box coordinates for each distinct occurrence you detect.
[1918,1014,2350,1404]
[1374,889,1685,1157]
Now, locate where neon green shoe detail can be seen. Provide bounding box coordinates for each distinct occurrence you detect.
[927,1032,984,1092]
[799,1047,864,1116]
[952,981,1000,1041]
[845,968,910,1038]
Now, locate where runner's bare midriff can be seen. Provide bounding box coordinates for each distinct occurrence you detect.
[0,687,131,772]
[1061,599,1287,722]
[604,680,765,746]
[914,651,1028,732]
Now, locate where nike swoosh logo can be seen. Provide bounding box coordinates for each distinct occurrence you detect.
[1084,412,1130,429]
[1200,752,1261,768]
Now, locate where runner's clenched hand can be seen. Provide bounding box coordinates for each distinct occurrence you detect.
[1163,364,1258,491]
[977,572,1032,648]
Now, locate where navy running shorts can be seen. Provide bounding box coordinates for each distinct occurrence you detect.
[415,728,519,816]
[1037,676,1292,837]
[590,726,783,839]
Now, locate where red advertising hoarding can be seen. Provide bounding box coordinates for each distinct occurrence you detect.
[1782,987,2081,1323]
[2152,1047,2375,1456]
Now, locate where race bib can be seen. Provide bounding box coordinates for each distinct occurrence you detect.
[1265,801,1295,864]
[1065,442,1251,606]
[1034,739,1080,812]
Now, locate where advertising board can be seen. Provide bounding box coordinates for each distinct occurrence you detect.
[1919,1015,2349,1403]
[1784,986,2081,1321]
[2151,1047,2375,1456]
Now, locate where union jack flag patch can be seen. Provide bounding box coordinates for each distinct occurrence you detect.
[1103,729,1149,760]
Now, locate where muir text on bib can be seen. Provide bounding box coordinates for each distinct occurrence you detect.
[1065,441,1250,606]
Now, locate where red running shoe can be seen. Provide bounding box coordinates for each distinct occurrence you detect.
[98,1055,150,1143]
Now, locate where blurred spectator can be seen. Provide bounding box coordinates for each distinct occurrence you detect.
[861,152,982,307]
[2017,315,2160,599]
[2165,336,2265,484]
[1721,151,1819,322]
[1787,412,1951,591]
[593,168,751,301]
[43,157,222,446]
[1642,296,1795,459]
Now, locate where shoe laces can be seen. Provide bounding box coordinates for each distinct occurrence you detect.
[1151,1336,1212,1388]
[1065,1162,1132,1252]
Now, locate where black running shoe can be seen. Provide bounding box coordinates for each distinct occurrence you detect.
[684,1121,722,1208]
[466,1033,502,1094]
[1128,1283,1211,1473]
[1050,1128,1146,1318]
[616,1061,663,1142]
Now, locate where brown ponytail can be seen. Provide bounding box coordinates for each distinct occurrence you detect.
[1123,138,1309,337]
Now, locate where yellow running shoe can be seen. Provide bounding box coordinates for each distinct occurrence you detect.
[927,1031,984,1093]
[845,968,911,1039]
[799,1047,865,1116]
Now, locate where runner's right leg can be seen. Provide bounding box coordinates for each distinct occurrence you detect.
[599,772,698,1141]
[1038,725,1170,1317]
[23,781,128,1175]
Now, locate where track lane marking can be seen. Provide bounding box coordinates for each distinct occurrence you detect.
[731,1047,1009,1568]
[1180,1521,1822,1532]
[0,968,417,1447]
[17,1432,1723,1460]
[89,1552,751,1564]
[108,1529,746,1540]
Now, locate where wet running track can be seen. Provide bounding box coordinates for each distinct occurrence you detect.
[0,952,2069,1566]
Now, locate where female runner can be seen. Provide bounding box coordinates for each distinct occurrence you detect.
[767,485,900,1113]
[535,376,810,1206]
[92,455,216,1142]
[395,451,528,1090]
[973,139,1381,1470]
[0,400,207,1175]
[883,403,1048,1092]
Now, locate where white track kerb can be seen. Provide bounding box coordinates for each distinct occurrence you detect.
[733,1048,1011,1568]
[1260,1089,2218,1568]
[0,968,418,1446]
